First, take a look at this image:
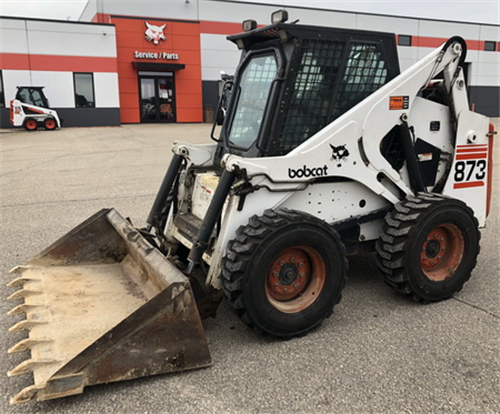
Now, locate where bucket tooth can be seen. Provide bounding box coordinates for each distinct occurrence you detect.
[7,276,39,288]
[8,338,52,354]
[9,319,46,333]
[8,265,31,274]
[6,208,213,405]
[10,384,44,405]
[8,359,57,377]
[7,289,41,301]
[7,304,39,316]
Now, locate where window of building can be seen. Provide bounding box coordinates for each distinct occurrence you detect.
[398,35,412,47]
[484,41,496,51]
[0,71,5,108]
[74,73,95,107]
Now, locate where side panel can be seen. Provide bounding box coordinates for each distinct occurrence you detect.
[281,181,389,225]
[442,111,490,226]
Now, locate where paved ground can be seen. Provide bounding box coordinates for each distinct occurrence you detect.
[0,122,499,414]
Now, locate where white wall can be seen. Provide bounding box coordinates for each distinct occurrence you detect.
[2,70,32,104]
[0,18,116,57]
[200,33,240,80]
[79,0,199,22]
[1,17,119,109]
[76,0,499,87]
[26,20,117,58]
[103,0,198,21]
[30,71,75,107]
[195,1,499,87]
[2,70,119,108]
[0,19,29,53]
[94,72,120,107]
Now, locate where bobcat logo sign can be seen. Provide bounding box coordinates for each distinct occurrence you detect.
[330,144,350,162]
[145,22,166,44]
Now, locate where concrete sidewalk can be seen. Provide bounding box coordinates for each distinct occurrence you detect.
[1,123,499,414]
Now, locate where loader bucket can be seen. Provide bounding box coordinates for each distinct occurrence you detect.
[6,209,212,405]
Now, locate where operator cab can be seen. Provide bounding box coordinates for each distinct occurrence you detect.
[215,11,400,160]
[15,86,50,108]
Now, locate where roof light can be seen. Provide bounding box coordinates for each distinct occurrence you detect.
[242,19,257,32]
[271,9,288,24]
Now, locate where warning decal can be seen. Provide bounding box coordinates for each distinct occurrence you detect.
[389,96,410,110]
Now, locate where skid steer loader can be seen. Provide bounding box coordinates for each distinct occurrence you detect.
[10,87,61,131]
[7,10,495,405]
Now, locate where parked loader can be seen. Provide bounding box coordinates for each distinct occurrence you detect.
[7,10,495,405]
[10,86,61,131]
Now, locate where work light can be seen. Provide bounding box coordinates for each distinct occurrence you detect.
[271,9,288,24]
[242,19,257,31]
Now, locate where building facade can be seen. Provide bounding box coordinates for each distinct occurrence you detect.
[0,17,120,127]
[1,0,498,128]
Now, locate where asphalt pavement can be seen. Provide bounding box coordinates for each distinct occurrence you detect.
[0,122,498,414]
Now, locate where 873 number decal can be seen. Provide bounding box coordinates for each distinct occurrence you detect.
[454,159,486,182]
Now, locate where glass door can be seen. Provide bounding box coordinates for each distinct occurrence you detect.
[139,72,176,123]
[140,78,156,121]
[158,77,175,122]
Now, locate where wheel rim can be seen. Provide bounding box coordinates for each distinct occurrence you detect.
[420,223,465,282]
[265,245,326,313]
[45,119,56,129]
[26,120,37,130]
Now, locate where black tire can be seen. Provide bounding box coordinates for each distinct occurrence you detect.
[222,209,348,338]
[44,117,57,130]
[376,193,480,303]
[23,118,38,131]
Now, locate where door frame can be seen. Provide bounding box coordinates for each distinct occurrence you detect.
[138,72,176,123]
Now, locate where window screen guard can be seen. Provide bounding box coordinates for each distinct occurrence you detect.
[270,40,389,155]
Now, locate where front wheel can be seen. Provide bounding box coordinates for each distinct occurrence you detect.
[376,193,480,303]
[222,209,347,338]
[24,118,38,131]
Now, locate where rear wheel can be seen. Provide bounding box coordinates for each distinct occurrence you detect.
[376,193,480,303]
[44,118,57,130]
[24,118,38,131]
[222,209,347,338]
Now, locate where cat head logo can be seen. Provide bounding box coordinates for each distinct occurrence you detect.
[145,21,166,45]
[330,144,350,161]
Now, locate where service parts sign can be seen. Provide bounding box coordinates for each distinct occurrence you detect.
[134,21,179,61]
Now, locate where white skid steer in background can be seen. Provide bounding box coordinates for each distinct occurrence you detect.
[10,86,61,131]
[7,9,495,405]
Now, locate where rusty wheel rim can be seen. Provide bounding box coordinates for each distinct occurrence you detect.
[420,223,465,282]
[45,119,56,129]
[26,119,37,130]
[265,245,326,313]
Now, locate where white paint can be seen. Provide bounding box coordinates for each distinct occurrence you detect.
[2,70,32,103]
[94,73,120,108]
[30,71,75,107]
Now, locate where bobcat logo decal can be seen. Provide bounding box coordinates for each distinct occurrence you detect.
[145,22,166,44]
[330,144,350,162]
